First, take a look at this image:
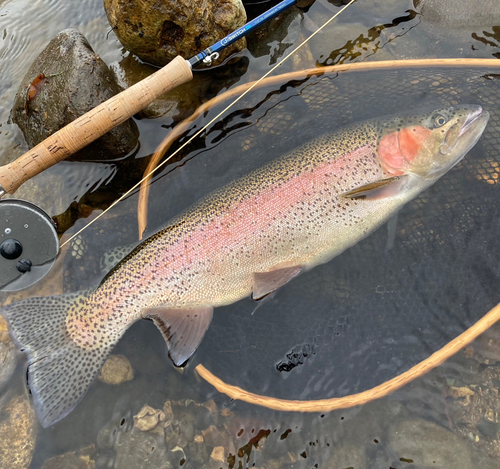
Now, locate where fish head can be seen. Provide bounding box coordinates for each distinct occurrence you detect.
[376,105,489,179]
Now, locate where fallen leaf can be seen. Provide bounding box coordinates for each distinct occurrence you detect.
[27,73,46,101]
[25,73,46,115]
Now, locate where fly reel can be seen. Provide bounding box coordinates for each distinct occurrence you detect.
[0,199,59,291]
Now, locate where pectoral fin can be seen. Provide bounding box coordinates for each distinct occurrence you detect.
[143,306,213,366]
[252,265,303,300]
[341,176,408,200]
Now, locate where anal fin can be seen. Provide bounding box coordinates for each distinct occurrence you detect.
[143,306,213,366]
[252,265,303,300]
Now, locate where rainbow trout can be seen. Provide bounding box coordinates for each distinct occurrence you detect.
[1,105,489,427]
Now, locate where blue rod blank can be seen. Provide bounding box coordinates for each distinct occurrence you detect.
[189,0,298,67]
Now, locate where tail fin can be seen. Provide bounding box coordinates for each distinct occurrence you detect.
[1,290,117,428]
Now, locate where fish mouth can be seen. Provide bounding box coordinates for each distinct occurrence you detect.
[459,106,487,137]
[433,106,489,180]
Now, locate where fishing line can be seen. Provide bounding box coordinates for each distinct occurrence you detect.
[60,0,357,249]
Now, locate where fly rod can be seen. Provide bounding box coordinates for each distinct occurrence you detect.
[0,0,299,197]
[0,0,358,292]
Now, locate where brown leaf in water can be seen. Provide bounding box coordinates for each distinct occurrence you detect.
[24,73,46,115]
[27,73,46,100]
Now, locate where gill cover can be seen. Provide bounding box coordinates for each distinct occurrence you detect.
[377,105,489,179]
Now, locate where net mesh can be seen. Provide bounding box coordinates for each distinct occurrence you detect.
[67,65,500,401]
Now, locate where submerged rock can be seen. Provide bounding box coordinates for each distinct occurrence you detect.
[98,354,134,385]
[103,0,247,67]
[0,315,17,391]
[443,340,500,460]
[0,393,37,469]
[96,409,171,469]
[409,0,500,60]
[415,0,500,27]
[96,397,235,468]
[11,29,139,162]
[133,404,165,432]
[469,323,500,365]
[389,418,499,468]
[326,444,367,469]
[40,445,96,469]
[114,427,172,469]
[110,54,205,121]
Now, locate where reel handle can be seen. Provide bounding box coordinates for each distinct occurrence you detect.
[0,56,193,195]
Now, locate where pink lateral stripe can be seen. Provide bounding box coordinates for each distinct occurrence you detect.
[163,144,377,272]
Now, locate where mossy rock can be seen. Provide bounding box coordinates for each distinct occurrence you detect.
[12,29,139,162]
[104,0,247,67]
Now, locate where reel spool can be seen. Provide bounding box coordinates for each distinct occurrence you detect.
[0,199,59,292]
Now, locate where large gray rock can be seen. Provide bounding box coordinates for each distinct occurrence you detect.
[389,418,499,468]
[40,445,95,469]
[0,392,38,469]
[326,444,367,469]
[103,0,247,67]
[0,316,17,392]
[11,29,139,162]
[110,54,206,121]
[415,0,500,27]
[114,427,172,469]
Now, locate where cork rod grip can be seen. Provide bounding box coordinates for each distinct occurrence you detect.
[0,56,193,195]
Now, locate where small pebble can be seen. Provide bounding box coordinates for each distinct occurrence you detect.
[211,446,225,463]
[203,399,217,415]
[134,404,165,432]
[162,400,174,426]
[221,408,234,417]
[98,354,134,385]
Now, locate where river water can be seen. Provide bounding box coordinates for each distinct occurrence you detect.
[1,0,500,468]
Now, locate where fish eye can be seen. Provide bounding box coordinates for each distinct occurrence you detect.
[433,114,448,128]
